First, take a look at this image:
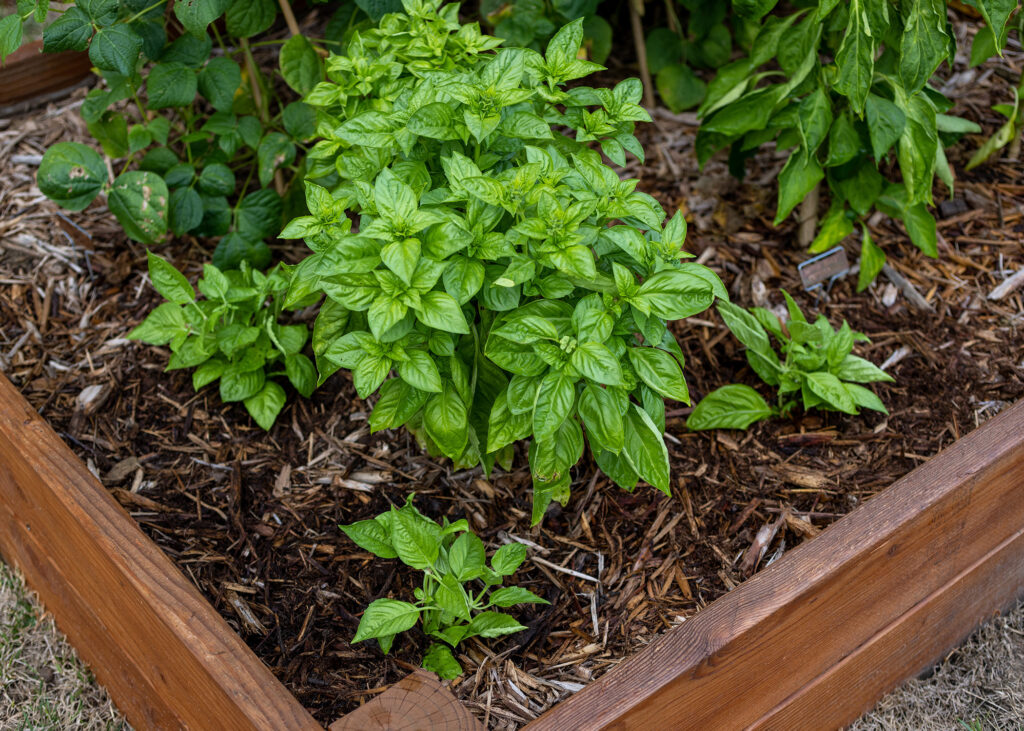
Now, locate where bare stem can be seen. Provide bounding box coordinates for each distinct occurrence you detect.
[629,0,656,108]
[797,182,820,249]
[276,0,301,37]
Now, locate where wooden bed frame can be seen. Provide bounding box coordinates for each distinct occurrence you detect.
[1,372,1021,729]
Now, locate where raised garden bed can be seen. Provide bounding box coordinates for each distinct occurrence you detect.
[2,9,1024,727]
[1,373,1022,728]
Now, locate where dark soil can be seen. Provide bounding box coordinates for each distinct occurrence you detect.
[1,16,1022,730]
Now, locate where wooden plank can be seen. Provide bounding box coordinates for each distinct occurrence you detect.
[0,375,320,731]
[330,670,483,731]
[527,400,1024,730]
[0,41,92,106]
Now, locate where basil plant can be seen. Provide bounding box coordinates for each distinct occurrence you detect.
[281,0,726,523]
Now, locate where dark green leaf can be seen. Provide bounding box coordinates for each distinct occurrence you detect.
[198,57,241,111]
[173,0,229,37]
[280,34,321,95]
[43,7,92,52]
[169,187,203,236]
[36,142,106,211]
[89,25,142,76]
[225,0,276,37]
[147,62,197,109]
[257,133,296,188]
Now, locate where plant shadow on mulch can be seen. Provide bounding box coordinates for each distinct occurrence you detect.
[2,23,1023,731]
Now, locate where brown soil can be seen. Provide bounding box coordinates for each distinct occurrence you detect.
[1,18,1022,730]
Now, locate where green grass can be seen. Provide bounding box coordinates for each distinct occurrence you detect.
[0,562,129,730]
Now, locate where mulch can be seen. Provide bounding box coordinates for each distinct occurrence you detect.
[1,17,1022,730]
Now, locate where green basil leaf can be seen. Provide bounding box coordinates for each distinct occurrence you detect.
[488,586,548,607]
[491,542,526,575]
[844,383,888,414]
[390,505,441,569]
[128,302,186,345]
[220,365,265,402]
[416,291,469,334]
[424,383,469,458]
[244,380,286,430]
[352,598,420,643]
[571,342,622,385]
[533,370,575,442]
[857,226,886,292]
[621,404,670,495]
[805,371,857,414]
[578,384,624,454]
[448,532,486,582]
[398,350,443,393]
[285,354,317,398]
[422,644,462,680]
[628,347,689,403]
[835,354,895,383]
[340,518,397,558]
[486,389,533,453]
[464,611,526,640]
[686,384,772,430]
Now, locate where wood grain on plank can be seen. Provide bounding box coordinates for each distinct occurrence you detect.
[0,375,320,731]
[330,669,483,731]
[0,41,92,106]
[527,399,1024,731]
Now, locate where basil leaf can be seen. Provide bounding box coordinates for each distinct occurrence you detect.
[244,380,286,430]
[687,384,772,430]
[352,598,421,643]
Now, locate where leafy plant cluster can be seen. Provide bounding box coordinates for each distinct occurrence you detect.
[480,0,611,63]
[694,0,1024,288]
[687,292,893,431]
[646,0,750,113]
[341,497,546,679]
[128,252,314,429]
[282,3,726,523]
[21,0,351,269]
